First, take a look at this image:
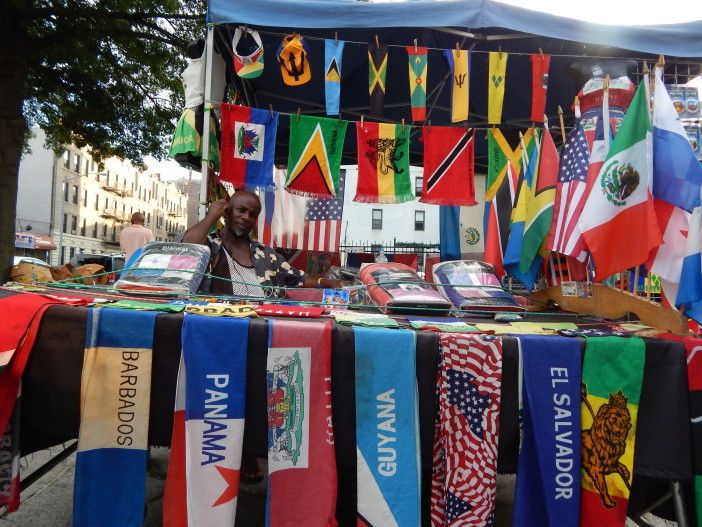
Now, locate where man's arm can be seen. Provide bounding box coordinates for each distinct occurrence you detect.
[181,198,228,244]
[302,276,342,289]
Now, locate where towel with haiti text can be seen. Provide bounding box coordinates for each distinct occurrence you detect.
[354,326,420,526]
[73,307,156,527]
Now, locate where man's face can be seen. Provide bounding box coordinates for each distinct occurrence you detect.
[226,194,261,237]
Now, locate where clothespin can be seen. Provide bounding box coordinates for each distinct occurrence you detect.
[414,38,418,53]
[269,104,274,118]
[375,35,380,49]
[498,46,502,59]
[296,107,300,122]
[455,42,460,52]
[401,118,406,132]
[656,54,665,69]
[574,96,581,118]
[539,47,544,59]
[334,31,338,45]
[603,74,610,91]
[360,115,364,126]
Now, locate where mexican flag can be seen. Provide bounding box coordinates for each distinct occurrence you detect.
[579,81,662,280]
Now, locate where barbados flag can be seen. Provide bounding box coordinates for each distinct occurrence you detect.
[220,104,278,191]
[74,308,156,527]
[355,122,413,203]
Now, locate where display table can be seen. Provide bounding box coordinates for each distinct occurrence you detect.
[17,303,693,524]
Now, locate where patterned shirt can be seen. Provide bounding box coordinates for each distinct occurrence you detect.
[205,232,305,297]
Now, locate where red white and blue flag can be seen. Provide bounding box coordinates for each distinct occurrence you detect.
[220,104,278,192]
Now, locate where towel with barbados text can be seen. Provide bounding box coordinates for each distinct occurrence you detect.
[431,334,502,526]
[181,314,248,525]
[266,319,336,526]
[513,336,581,527]
[580,337,645,527]
[73,308,156,527]
[354,326,420,526]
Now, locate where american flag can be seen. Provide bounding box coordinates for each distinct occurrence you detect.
[258,169,345,252]
[431,334,502,527]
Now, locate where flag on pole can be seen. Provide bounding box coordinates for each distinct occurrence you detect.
[488,52,508,125]
[579,81,663,280]
[355,122,412,203]
[444,49,469,123]
[286,115,348,199]
[652,67,702,212]
[407,46,428,122]
[368,43,388,116]
[420,126,476,206]
[324,39,344,116]
[646,199,690,284]
[676,206,702,324]
[530,54,551,123]
[220,104,278,192]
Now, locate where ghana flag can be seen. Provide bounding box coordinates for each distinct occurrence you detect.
[286,115,348,199]
[355,121,413,203]
[580,337,646,527]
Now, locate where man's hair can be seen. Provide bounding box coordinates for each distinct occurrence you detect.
[231,189,261,208]
[131,212,145,224]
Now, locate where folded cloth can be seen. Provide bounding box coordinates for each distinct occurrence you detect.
[256,303,325,318]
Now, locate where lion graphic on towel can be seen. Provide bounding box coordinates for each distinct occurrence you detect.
[581,384,632,509]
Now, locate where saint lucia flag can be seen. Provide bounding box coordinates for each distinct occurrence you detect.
[354,327,420,526]
[324,39,344,116]
[220,104,278,191]
[182,314,248,525]
[653,67,702,213]
[74,308,156,527]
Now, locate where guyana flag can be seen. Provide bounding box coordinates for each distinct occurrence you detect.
[580,337,646,527]
[354,122,412,203]
[286,115,348,199]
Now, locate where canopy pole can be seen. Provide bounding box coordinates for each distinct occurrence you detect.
[199,25,215,221]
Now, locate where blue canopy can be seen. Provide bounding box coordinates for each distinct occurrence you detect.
[208,0,702,57]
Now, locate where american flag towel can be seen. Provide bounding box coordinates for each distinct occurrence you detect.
[166,314,249,526]
[431,334,502,526]
[74,308,156,527]
[354,327,420,526]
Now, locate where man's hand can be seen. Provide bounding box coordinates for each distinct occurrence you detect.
[206,198,229,221]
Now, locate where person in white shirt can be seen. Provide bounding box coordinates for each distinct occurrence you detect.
[119,212,155,260]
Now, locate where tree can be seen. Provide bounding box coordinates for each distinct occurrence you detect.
[1,0,205,282]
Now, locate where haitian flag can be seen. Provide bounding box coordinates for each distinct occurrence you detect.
[74,308,156,527]
[407,46,428,122]
[676,205,702,324]
[580,337,645,527]
[266,319,336,526]
[355,121,413,203]
[286,115,348,199]
[420,126,476,206]
[220,104,278,192]
[182,314,248,525]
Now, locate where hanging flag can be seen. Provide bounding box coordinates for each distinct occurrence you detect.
[580,337,645,527]
[74,308,156,527]
[420,126,476,206]
[579,81,663,280]
[521,125,558,272]
[488,51,508,125]
[324,39,344,116]
[646,199,690,284]
[440,206,461,261]
[259,168,345,252]
[286,114,348,199]
[676,206,702,324]
[355,121,412,203]
[444,49,470,123]
[219,104,278,192]
[653,67,702,212]
[407,46,428,122]
[530,53,551,123]
[431,334,502,526]
[267,320,336,525]
[368,43,388,116]
[181,315,248,526]
[354,327,420,526]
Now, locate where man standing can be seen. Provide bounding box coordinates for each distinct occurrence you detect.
[119,212,155,260]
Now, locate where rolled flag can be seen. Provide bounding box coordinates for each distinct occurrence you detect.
[324,39,344,116]
[444,49,470,123]
[530,53,551,123]
[286,115,348,199]
[488,51,508,125]
[355,121,413,203]
[220,104,278,192]
[646,199,690,285]
[420,125,476,206]
[653,66,702,212]
[676,205,702,324]
[368,42,388,116]
[407,46,428,122]
[74,308,156,527]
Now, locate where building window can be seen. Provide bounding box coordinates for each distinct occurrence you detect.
[63,182,69,202]
[147,213,151,225]
[62,150,70,169]
[91,160,95,172]
[72,185,79,204]
[95,194,99,211]
[102,224,107,237]
[415,176,423,197]
[62,213,68,233]
[73,154,81,173]
[415,210,425,231]
[84,159,89,174]
[80,219,86,236]
[71,215,77,232]
[112,226,116,241]
[92,223,98,238]
[69,247,76,259]
[106,172,110,186]
[83,189,88,207]
[372,209,383,230]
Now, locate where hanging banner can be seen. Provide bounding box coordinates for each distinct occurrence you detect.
[420,126,476,206]
[488,51,508,125]
[368,42,388,116]
[444,49,470,123]
[406,46,428,122]
[530,53,551,123]
[324,39,344,116]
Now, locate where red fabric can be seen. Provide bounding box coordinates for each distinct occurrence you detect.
[529,54,551,123]
[267,320,336,526]
[255,304,325,318]
[283,289,324,303]
[425,256,441,282]
[163,409,187,527]
[390,254,418,270]
[355,122,380,199]
[219,104,251,189]
[420,127,477,206]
